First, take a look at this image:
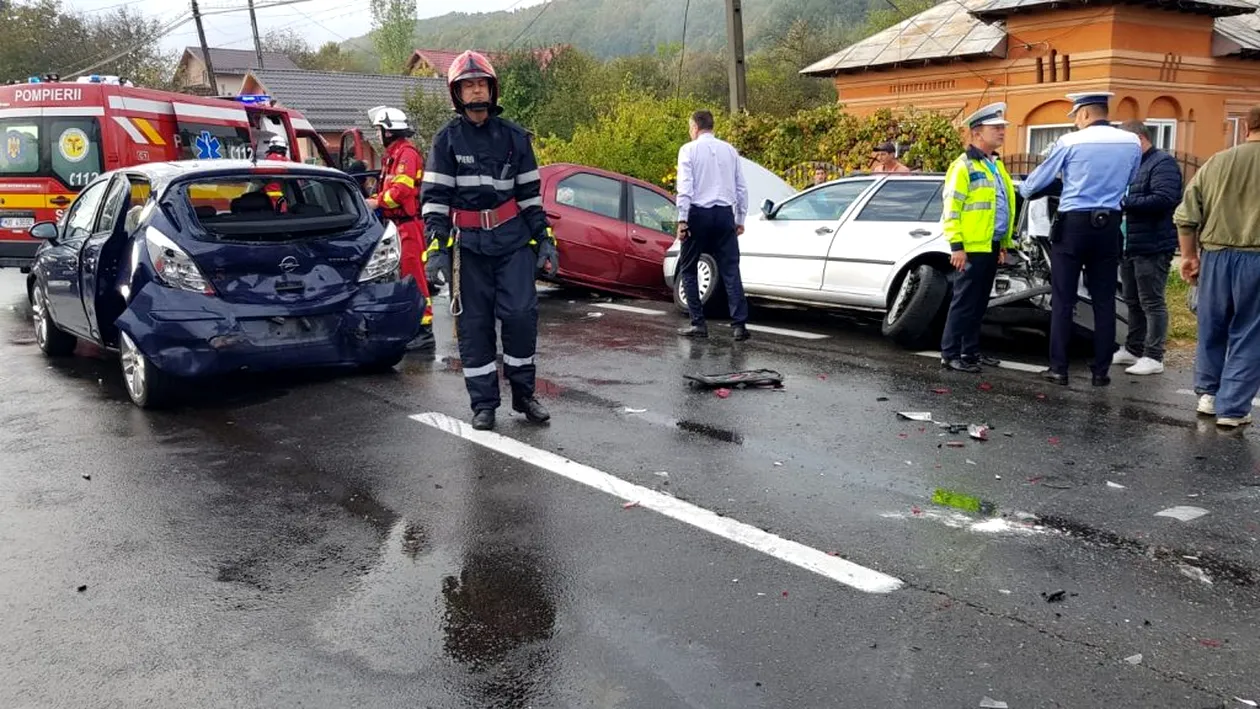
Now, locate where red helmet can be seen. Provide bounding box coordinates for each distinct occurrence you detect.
[447,50,500,114]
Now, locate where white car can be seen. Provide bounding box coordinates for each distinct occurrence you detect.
[661,173,1089,348]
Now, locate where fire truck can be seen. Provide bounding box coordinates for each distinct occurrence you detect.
[0,74,338,270]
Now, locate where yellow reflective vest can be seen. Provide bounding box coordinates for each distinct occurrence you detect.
[941,147,1016,254]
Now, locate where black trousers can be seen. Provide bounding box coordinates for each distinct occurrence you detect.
[1049,211,1121,376]
[940,249,999,362]
[457,246,538,413]
[678,205,748,327]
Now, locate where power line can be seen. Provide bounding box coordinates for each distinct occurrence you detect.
[506,0,553,49]
[675,0,692,100]
[60,10,193,77]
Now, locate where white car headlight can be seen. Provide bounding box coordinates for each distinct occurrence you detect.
[144,227,214,295]
[358,221,402,284]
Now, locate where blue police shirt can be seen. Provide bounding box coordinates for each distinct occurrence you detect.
[1018,121,1141,212]
[985,156,1009,242]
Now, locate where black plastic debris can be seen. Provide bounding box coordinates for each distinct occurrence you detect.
[76,585,88,593]
[685,369,785,390]
[877,397,890,402]
[81,473,91,480]
[1042,589,1067,603]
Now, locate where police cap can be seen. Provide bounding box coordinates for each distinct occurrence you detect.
[964,102,1009,130]
[1066,92,1114,117]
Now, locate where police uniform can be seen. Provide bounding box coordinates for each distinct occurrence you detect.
[939,102,1016,373]
[422,51,557,431]
[1020,92,1141,386]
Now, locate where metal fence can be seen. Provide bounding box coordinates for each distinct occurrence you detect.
[1001,151,1202,185]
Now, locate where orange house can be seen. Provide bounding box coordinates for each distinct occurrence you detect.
[802,0,1260,163]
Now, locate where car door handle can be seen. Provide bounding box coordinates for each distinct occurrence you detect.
[909,229,932,237]
[815,226,833,235]
[50,196,72,207]
[545,211,561,221]
[630,233,648,244]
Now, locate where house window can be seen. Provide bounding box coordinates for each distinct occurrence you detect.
[1227,116,1246,147]
[1027,120,1176,156]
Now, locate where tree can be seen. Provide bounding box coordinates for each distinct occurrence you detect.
[261,30,369,72]
[403,87,454,150]
[496,49,548,128]
[305,42,370,73]
[370,0,418,75]
[745,19,840,117]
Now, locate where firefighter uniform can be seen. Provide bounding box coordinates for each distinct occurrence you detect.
[939,103,1016,373]
[1020,92,1142,385]
[422,51,556,431]
[262,135,289,208]
[368,107,434,349]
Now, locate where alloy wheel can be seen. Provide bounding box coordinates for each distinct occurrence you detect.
[31,287,48,349]
[119,332,147,404]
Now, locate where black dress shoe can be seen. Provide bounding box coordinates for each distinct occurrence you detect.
[1042,370,1069,386]
[405,328,436,352]
[471,409,496,431]
[678,325,709,338]
[1092,374,1111,387]
[732,324,750,341]
[513,397,551,424]
[969,354,1001,367]
[941,358,982,374]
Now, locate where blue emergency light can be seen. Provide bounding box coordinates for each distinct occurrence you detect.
[232,94,272,105]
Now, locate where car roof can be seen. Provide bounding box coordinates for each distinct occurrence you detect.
[541,163,672,197]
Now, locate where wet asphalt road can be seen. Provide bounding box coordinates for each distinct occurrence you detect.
[2,268,1259,709]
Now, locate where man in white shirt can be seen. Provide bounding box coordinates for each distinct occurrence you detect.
[675,109,750,340]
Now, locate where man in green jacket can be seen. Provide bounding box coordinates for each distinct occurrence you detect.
[939,102,1016,373]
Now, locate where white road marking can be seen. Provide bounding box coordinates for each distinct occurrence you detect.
[593,303,667,316]
[410,411,904,594]
[746,324,830,340]
[1176,388,1260,406]
[916,351,1045,373]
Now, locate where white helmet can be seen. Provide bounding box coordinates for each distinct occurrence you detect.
[368,105,410,131]
[261,131,287,154]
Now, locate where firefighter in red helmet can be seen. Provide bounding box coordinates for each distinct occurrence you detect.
[421,50,558,431]
[365,105,435,352]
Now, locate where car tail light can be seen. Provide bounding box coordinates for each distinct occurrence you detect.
[358,221,402,284]
[144,227,214,295]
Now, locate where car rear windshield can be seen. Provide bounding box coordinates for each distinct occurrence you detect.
[181,174,363,241]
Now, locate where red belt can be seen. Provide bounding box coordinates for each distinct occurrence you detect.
[452,200,519,231]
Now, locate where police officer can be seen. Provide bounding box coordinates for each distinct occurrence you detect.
[939,102,1016,373]
[421,50,558,431]
[365,105,435,352]
[1020,92,1141,386]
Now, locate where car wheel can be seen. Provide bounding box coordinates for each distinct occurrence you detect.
[882,264,949,349]
[673,254,727,316]
[119,331,177,409]
[31,282,76,357]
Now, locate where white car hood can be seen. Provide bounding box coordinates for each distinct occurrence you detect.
[741,157,794,210]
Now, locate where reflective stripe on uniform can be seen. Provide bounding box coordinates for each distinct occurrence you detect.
[422,203,450,216]
[949,190,968,204]
[455,175,515,191]
[503,354,534,367]
[963,202,993,212]
[517,196,543,210]
[392,174,416,188]
[423,172,456,187]
[382,193,400,209]
[947,211,961,220]
[463,362,498,378]
[515,169,540,184]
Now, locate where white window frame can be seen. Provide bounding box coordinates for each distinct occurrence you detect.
[1227,116,1246,147]
[1026,119,1177,154]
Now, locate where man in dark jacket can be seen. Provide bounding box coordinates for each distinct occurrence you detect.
[1112,121,1182,375]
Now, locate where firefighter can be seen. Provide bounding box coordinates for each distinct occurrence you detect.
[422,50,558,431]
[259,133,289,211]
[364,105,435,352]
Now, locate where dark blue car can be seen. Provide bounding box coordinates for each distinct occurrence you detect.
[25,160,420,408]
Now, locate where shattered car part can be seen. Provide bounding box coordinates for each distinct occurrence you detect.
[1155,506,1209,522]
[685,369,785,390]
[898,412,934,422]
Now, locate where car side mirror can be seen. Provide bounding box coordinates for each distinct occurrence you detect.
[761,199,775,219]
[29,221,58,241]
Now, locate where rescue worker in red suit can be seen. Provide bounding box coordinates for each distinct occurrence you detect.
[260,133,289,210]
[364,106,435,351]
[422,51,558,431]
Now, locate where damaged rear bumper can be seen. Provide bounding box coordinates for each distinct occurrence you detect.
[115,280,421,378]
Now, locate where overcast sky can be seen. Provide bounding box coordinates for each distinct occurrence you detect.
[62,0,548,55]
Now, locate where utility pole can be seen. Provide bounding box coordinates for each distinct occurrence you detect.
[191,0,219,96]
[248,0,265,71]
[725,0,747,114]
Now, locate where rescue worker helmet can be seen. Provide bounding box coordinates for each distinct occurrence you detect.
[447,50,500,114]
[261,132,287,156]
[368,105,415,144]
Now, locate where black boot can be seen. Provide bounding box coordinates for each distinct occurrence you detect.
[1042,369,1069,386]
[406,326,435,353]
[471,409,496,431]
[513,397,551,424]
[678,325,708,338]
[1091,374,1111,387]
[732,324,750,341]
[941,358,982,374]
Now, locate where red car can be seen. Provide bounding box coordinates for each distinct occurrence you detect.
[540,163,678,299]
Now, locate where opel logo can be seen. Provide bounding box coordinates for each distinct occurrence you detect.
[279,256,299,273]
